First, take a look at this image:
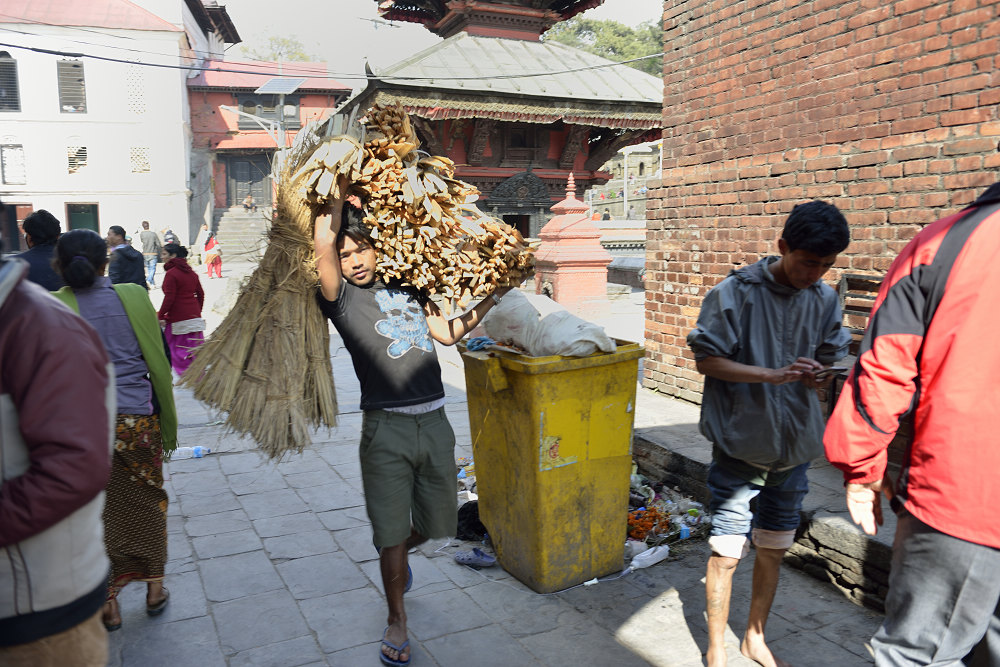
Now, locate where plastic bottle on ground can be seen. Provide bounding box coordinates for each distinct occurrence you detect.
[628,544,670,571]
[172,446,211,459]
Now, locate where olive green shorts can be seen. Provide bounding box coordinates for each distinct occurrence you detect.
[359,407,457,548]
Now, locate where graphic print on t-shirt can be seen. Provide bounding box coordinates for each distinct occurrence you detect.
[374,290,434,358]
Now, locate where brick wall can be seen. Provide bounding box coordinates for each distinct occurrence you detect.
[644,0,1000,401]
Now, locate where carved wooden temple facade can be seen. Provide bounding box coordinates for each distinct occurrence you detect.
[340,0,662,237]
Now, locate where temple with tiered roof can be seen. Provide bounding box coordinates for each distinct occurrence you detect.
[339,0,662,237]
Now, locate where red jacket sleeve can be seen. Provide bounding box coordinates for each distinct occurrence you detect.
[196,275,204,311]
[158,269,176,321]
[0,286,113,547]
[824,214,957,484]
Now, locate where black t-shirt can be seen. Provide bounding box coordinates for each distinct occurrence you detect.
[318,280,445,410]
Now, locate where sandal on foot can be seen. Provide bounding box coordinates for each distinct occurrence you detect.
[454,547,497,569]
[102,601,122,632]
[146,587,170,616]
[379,627,410,667]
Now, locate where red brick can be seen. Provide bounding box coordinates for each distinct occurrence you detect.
[942,172,998,190]
[880,163,904,178]
[943,137,998,155]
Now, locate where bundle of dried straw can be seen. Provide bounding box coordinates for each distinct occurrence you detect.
[179,122,337,459]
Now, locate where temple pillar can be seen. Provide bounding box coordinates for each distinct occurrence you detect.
[534,173,612,317]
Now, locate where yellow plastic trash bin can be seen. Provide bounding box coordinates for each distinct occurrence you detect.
[459,340,644,593]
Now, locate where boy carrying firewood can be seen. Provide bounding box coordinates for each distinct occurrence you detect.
[313,177,512,667]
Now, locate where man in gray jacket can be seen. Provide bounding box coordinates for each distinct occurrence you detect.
[687,201,851,667]
[0,233,115,666]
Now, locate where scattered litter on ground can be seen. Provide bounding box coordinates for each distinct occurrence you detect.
[627,462,711,559]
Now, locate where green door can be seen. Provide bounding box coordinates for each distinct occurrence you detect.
[67,203,99,231]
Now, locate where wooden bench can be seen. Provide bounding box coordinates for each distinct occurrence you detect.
[824,273,883,417]
[837,273,883,357]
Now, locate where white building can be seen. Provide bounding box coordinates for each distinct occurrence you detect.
[0,0,238,250]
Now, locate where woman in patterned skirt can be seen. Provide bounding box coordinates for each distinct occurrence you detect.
[51,230,178,632]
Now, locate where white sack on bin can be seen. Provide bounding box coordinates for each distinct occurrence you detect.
[482,290,616,357]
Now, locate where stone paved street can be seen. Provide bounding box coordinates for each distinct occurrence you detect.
[105,263,884,666]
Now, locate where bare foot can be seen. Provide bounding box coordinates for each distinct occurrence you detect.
[741,635,792,667]
[382,620,410,664]
[706,643,728,666]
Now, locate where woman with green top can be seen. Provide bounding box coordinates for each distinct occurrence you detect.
[51,229,177,632]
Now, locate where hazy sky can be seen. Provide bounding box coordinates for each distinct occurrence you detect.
[222,0,663,87]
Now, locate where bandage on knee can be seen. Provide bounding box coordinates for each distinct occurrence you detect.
[709,534,750,559]
[752,528,795,550]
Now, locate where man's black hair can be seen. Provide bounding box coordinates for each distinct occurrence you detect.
[22,209,62,245]
[781,201,850,256]
[108,225,127,240]
[336,204,372,248]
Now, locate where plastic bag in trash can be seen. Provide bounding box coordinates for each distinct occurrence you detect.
[481,290,615,357]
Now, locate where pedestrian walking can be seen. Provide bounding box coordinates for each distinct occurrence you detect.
[138,221,162,288]
[0,234,113,667]
[106,225,146,289]
[50,230,177,633]
[687,201,851,666]
[825,181,1000,666]
[158,243,205,377]
[13,209,64,291]
[203,232,222,279]
[313,177,512,667]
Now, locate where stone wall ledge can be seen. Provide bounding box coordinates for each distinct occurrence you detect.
[633,427,895,612]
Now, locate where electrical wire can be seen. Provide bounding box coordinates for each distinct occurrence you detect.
[0,24,334,76]
[0,39,665,83]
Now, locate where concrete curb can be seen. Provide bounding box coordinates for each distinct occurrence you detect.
[632,432,891,612]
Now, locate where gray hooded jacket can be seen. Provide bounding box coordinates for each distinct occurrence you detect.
[687,257,850,469]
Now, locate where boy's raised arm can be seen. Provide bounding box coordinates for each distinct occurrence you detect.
[423,287,513,346]
[314,197,345,302]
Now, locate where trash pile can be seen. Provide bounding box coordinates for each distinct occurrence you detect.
[456,456,477,503]
[627,463,710,549]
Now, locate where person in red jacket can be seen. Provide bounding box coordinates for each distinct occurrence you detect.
[825,181,1000,666]
[202,232,222,279]
[158,243,205,376]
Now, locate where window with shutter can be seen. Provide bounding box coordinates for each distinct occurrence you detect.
[57,60,87,113]
[0,52,19,112]
[1,144,25,184]
[67,146,88,173]
[235,94,301,130]
[130,147,151,173]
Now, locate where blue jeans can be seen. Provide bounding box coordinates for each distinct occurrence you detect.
[707,459,809,538]
[873,510,1000,666]
[144,255,157,286]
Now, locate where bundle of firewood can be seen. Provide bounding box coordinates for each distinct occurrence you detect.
[180,101,536,460]
[295,99,535,312]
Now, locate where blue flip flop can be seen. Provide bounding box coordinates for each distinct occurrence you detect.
[375,546,413,593]
[454,547,497,569]
[379,627,411,667]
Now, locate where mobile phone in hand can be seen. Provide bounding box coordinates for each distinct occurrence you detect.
[812,366,848,380]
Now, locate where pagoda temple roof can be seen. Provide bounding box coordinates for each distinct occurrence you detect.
[379,0,605,37]
[355,32,662,129]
